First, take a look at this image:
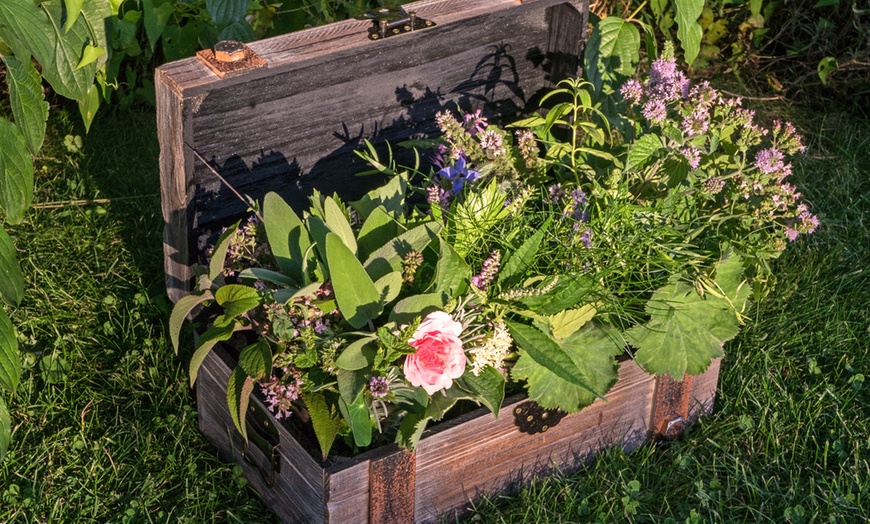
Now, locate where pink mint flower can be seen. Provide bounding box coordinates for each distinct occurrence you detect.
[405,312,466,395]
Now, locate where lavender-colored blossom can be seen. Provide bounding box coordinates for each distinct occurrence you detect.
[463,109,488,136]
[471,251,501,291]
[437,156,481,193]
[642,99,668,123]
[620,79,644,104]
[680,146,701,169]
[369,376,390,398]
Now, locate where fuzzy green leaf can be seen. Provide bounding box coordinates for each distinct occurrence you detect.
[434,240,470,298]
[627,255,749,379]
[507,321,606,401]
[339,391,372,448]
[357,207,400,261]
[0,119,34,225]
[675,0,704,66]
[326,233,382,329]
[302,392,342,460]
[364,222,441,282]
[499,219,550,286]
[207,0,247,26]
[0,396,10,461]
[263,193,307,284]
[168,290,214,354]
[626,134,663,172]
[0,228,24,307]
[226,365,254,441]
[455,366,505,417]
[3,55,48,155]
[239,340,271,380]
[335,336,378,371]
[215,285,261,318]
[512,323,622,412]
[0,308,21,393]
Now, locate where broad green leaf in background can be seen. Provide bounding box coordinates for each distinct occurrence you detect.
[263,193,308,284]
[206,0,248,26]
[339,392,372,448]
[238,340,271,380]
[0,308,20,393]
[584,16,640,94]
[326,233,382,329]
[214,284,261,318]
[0,228,24,307]
[143,0,173,51]
[2,55,48,155]
[434,240,470,298]
[0,119,34,225]
[625,134,664,172]
[0,396,9,461]
[302,391,342,460]
[507,321,605,401]
[512,323,622,412]
[226,365,254,440]
[498,219,550,286]
[675,0,704,66]
[168,290,214,353]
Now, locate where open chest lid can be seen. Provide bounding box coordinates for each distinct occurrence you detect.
[156,0,589,302]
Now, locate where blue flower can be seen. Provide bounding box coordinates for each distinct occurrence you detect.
[437,156,480,193]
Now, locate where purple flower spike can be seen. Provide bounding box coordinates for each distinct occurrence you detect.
[437,156,481,193]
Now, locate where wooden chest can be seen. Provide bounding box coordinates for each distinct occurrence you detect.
[156,0,723,522]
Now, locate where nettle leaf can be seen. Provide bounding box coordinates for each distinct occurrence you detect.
[263,193,308,284]
[434,240,470,298]
[512,323,622,412]
[507,321,605,401]
[239,340,271,380]
[168,290,214,353]
[215,284,261,318]
[302,391,342,460]
[326,233,382,329]
[0,119,34,225]
[0,227,24,307]
[3,55,48,155]
[625,134,663,172]
[226,365,255,440]
[627,256,749,379]
[206,0,248,26]
[0,308,21,393]
[675,0,704,66]
[339,391,372,448]
[0,396,10,461]
[455,366,505,417]
[584,16,640,94]
[499,219,550,286]
[549,305,597,340]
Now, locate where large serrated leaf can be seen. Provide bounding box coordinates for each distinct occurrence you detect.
[302,392,342,460]
[512,323,622,412]
[434,240,470,298]
[507,321,605,401]
[0,228,24,307]
[0,119,34,225]
[326,233,382,329]
[168,290,214,353]
[263,193,308,284]
[206,0,247,26]
[625,134,663,172]
[226,365,255,440]
[0,308,21,393]
[0,396,10,461]
[675,0,704,66]
[499,219,550,286]
[3,55,48,155]
[215,285,261,318]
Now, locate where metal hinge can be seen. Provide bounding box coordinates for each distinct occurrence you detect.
[356,7,436,41]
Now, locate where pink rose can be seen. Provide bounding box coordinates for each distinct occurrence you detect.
[404,311,466,395]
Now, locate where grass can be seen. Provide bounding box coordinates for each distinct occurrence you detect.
[0,94,867,522]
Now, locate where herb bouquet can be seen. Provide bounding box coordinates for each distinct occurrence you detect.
[170,52,817,460]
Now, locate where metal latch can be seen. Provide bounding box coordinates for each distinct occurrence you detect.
[357,7,435,41]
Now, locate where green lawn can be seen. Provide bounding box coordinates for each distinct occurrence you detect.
[0,96,867,522]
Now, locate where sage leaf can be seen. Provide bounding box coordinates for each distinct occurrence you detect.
[326,233,382,329]
[0,227,24,307]
[3,55,48,155]
[0,119,34,225]
[0,308,21,393]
